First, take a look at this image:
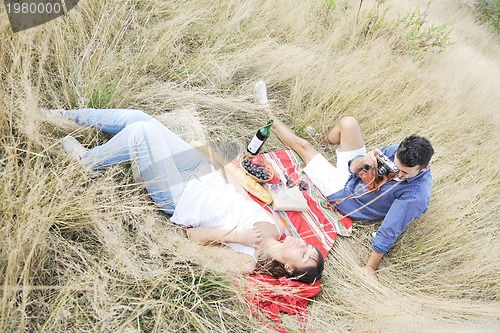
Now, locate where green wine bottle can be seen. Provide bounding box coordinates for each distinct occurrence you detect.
[247,120,273,155]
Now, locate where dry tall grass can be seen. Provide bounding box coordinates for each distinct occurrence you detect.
[1,0,499,332]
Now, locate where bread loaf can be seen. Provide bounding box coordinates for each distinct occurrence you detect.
[190,140,273,205]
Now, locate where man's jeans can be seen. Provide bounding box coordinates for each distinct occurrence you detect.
[63,108,208,214]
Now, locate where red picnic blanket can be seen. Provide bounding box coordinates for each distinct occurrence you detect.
[238,150,352,332]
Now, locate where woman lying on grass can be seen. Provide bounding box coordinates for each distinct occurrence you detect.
[49,108,324,283]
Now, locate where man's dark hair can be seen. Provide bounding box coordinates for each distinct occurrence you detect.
[396,134,434,168]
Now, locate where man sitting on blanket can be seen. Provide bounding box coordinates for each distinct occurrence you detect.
[266,114,434,282]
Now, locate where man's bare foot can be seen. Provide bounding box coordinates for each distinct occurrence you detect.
[254,81,269,107]
[360,265,379,283]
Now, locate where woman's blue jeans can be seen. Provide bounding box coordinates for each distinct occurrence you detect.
[63,108,208,214]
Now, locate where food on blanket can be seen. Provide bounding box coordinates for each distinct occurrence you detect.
[242,158,269,180]
[189,140,273,204]
[241,156,273,183]
[231,164,273,204]
[251,156,264,166]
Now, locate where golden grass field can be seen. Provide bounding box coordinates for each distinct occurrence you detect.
[0,0,499,332]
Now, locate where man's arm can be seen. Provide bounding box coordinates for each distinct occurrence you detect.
[362,193,429,281]
[360,251,384,282]
[349,148,383,174]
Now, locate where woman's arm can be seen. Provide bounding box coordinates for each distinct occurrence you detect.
[188,245,257,273]
[187,227,248,245]
[186,224,263,247]
[187,221,281,248]
[233,252,257,273]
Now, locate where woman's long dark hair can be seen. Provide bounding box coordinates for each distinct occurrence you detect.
[254,246,325,284]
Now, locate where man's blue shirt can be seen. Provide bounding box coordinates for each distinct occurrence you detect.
[326,145,433,254]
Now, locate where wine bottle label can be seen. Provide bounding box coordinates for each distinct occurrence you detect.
[247,136,265,154]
